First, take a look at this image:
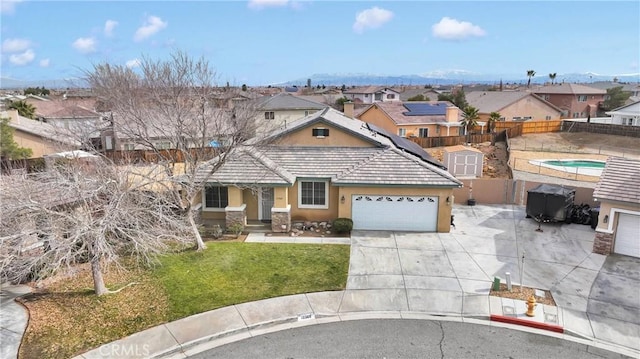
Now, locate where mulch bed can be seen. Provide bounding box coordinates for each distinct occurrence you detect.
[490,283,556,306]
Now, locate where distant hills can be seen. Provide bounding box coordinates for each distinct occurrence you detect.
[2,71,639,90]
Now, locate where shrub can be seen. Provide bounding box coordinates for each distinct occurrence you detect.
[226,223,244,236]
[332,218,353,234]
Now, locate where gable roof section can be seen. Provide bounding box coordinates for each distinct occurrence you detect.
[444,145,482,154]
[466,91,561,113]
[606,100,640,114]
[343,86,400,95]
[367,101,455,125]
[593,157,640,204]
[532,83,606,95]
[254,93,327,111]
[1,110,80,146]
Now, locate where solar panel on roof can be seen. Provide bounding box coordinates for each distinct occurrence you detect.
[403,103,447,116]
[365,123,447,169]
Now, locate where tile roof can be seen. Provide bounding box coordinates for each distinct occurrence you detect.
[531,83,606,95]
[466,91,561,113]
[343,86,384,94]
[1,110,80,146]
[593,157,640,204]
[366,101,459,125]
[254,93,327,111]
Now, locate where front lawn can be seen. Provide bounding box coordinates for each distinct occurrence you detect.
[19,242,350,359]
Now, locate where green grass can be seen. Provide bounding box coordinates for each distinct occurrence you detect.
[20,242,350,359]
[154,242,351,320]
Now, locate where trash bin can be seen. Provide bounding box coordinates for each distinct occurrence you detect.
[590,207,600,230]
[467,199,476,206]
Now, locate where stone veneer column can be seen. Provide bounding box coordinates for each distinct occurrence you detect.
[225,204,246,228]
[593,231,614,255]
[271,205,291,233]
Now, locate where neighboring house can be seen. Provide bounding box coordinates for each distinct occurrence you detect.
[25,97,105,139]
[466,91,562,122]
[356,101,463,138]
[1,109,79,158]
[592,157,640,258]
[343,86,401,104]
[605,101,640,126]
[194,107,462,233]
[531,83,605,119]
[254,93,327,130]
[399,88,442,102]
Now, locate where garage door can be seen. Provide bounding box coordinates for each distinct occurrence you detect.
[614,213,640,258]
[351,195,438,231]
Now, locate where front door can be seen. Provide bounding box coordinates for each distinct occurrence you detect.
[259,187,274,222]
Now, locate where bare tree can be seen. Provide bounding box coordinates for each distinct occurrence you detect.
[84,51,270,251]
[0,157,192,295]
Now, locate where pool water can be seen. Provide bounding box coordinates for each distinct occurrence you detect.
[542,160,606,168]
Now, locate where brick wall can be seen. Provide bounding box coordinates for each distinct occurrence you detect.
[593,231,614,255]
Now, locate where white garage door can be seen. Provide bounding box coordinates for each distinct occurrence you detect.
[351,195,439,231]
[614,213,640,258]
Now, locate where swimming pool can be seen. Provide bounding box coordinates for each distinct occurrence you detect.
[528,159,606,176]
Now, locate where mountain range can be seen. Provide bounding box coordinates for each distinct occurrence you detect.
[1,71,639,90]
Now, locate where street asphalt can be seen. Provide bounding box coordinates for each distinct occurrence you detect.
[1,204,638,359]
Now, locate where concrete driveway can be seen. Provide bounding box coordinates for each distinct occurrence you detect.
[346,204,639,351]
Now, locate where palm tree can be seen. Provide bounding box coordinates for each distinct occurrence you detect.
[460,106,480,143]
[526,70,536,88]
[548,73,557,85]
[8,100,36,119]
[488,112,501,133]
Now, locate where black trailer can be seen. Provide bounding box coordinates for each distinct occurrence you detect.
[526,184,576,223]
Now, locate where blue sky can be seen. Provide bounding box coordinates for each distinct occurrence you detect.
[1,1,639,86]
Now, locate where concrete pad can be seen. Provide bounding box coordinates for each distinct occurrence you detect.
[462,295,490,317]
[397,249,456,277]
[406,289,462,315]
[403,275,461,291]
[263,236,295,243]
[346,274,405,289]
[587,299,640,325]
[554,293,589,312]
[552,267,599,300]
[243,233,265,242]
[446,251,492,281]
[350,231,396,248]
[519,260,575,290]
[394,233,443,251]
[164,306,247,346]
[348,246,402,276]
[600,254,640,279]
[578,253,606,271]
[588,314,640,351]
[305,291,344,315]
[294,237,322,244]
[562,309,595,339]
[589,273,640,314]
[439,236,466,252]
[339,289,408,312]
[0,329,22,359]
[235,294,312,326]
[82,324,178,359]
[321,238,350,245]
[488,296,503,316]
[470,254,521,283]
[458,279,492,294]
[455,234,518,257]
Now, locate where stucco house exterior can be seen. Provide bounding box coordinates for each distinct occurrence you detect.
[592,157,640,258]
[356,101,463,138]
[343,86,401,105]
[466,91,562,123]
[194,107,462,233]
[605,101,640,126]
[254,93,327,130]
[531,83,605,119]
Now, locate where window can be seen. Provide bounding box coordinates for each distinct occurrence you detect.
[542,95,550,100]
[578,95,587,102]
[265,111,275,120]
[386,94,395,99]
[156,141,171,149]
[545,116,551,120]
[312,128,329,137]
[204,186,228,210]
[512,116,522,121]
[299,181,328,209]
[364,94,369,98]
[123,143,135,151]
[398,128,406,137]
[418,128,429,138]
[499,117,506,121]
[573,112,580,118]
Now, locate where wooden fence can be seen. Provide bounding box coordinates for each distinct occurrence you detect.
[561,121,640,138]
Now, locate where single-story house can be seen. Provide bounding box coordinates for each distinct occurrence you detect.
[466,91,563,123]
[605,101,640,126]
[194,107,463,233]
[592,157,640,258]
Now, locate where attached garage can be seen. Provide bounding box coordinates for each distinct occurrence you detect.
[351,194,439,231]
[614,213,640,258]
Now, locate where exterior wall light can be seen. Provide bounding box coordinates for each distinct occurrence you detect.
[340,195,345,204]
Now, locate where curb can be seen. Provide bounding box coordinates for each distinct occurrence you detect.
[490,314,564,333]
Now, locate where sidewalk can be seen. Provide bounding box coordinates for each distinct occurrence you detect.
[0,283,31,359]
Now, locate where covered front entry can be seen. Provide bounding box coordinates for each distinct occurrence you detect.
[614,213,640,258]
[351,194,439,231]
[258,187,274,221]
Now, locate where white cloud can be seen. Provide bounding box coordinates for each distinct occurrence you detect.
[104,20,118,37]
[0,0,23,14]
[134,15,168,42]
[247,0,288,10]
[353,7,394,34]
[72,37,97,53]
[9,49,35,66]
[40,59,50,67]
[2,38,31,53]
[126,58,141,68]
[432,17,486,40]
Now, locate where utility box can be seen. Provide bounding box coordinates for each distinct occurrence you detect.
[526,184,575,223]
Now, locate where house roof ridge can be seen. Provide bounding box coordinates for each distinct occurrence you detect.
[333,148,386,181]
[244,147,296,184]
[389,147,463,185]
